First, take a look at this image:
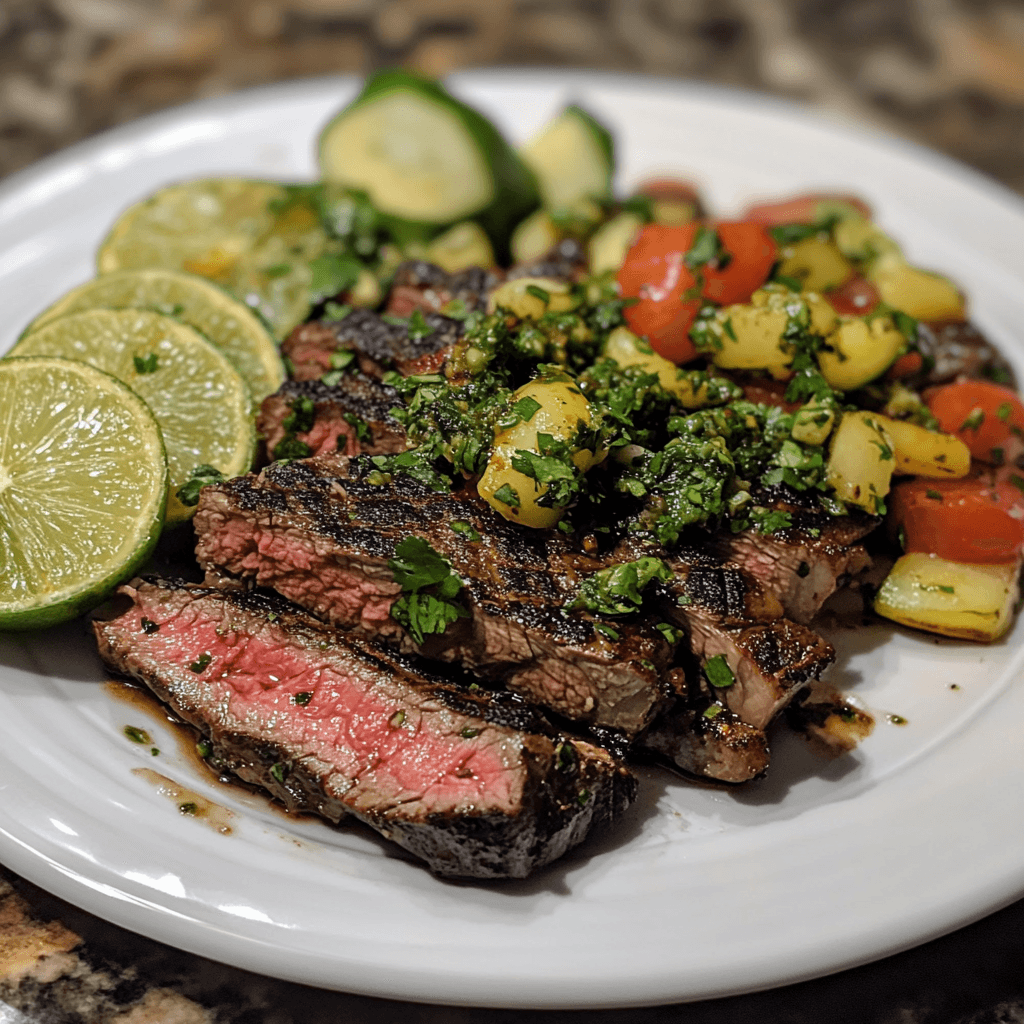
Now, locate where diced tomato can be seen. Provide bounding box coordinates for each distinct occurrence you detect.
[742,193,872,226]
[617,223,702,364]
[890,474,1024,564]
[924,379,1024,463]
[826,276,880,317]
[616,221,776,363]
[701,222,777,306]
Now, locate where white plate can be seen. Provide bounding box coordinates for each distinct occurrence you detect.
[2,72,1024,1010]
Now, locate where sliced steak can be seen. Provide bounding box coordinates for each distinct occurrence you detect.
[385,261,501,318]
[257,376,406,461]
[613,539,831,733]
[709,511,877,624]
[507,238,589,283]
[641,704,770,784]
[193,455,674,738]
[282,309,462,382]
[917,320,1016,388]
[94,577,636,879]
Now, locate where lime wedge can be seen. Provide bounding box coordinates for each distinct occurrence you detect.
[23,269,285,405]
[96,178,336,339]
[12,309,255,525]
[0,357,167,630]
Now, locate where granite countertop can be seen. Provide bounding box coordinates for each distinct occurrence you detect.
[3,1,1024,1021]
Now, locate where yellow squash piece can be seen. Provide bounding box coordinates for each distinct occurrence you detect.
[478,373,597,528]
[874,553,1019,642]
[872,415,971,478]
[487,277,576,320]
[817,315,906,391]
[826,411,895,515]
[867,254,966,322]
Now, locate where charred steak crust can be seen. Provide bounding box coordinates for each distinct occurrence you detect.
[193,455,674,737]
[93,577,637,879]
[281,309,462,382]
[711,510,877,624]
[386,261,502,318]
[256,375,407,460]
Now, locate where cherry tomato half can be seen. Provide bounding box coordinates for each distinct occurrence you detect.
[890,475,1024,564]
[925,379,1024,463]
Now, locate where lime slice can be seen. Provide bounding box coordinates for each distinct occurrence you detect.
[96,178,336,339]
[12,309,255,525]
[0,357,167,630]
[23,268,285,405]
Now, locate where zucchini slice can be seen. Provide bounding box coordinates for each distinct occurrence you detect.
[318,71,538,258]
[520,104,614,211]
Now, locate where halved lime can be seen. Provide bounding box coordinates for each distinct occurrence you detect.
[12,309,255,525]
[0,357,167,630]
[22,269,285,405]
[96,178,336,339]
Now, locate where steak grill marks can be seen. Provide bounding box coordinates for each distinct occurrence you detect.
[93,577,637,880]
[194,455,674,738]
[257,375,407,461]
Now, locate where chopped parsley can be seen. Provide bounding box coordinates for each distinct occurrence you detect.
[140,617,159,634]
[124,726,152,745]
[293,691,313,706]
[525,284,551,304]
[269,763,286,784]
[961,408,985,432]
[492,483,521,509]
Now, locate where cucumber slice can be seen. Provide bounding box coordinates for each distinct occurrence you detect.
[520,105,615,212]
[318,70,538,260]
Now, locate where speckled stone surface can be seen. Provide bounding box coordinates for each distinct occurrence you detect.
[4,2,1024,1021]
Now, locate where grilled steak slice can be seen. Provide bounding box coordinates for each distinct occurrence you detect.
[507,238,589,283]
[94,577,637,879]
[709,510,877,624]
[641,705,770,784]
[611,539,831,734]
[385,261,501,318]
[282,309,461,382]
[257,376,406,461]
[917,320,1016,388]
[193,455,674,737]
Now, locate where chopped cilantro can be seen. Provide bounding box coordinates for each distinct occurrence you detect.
[188,652,212,674]
[997,402,1013,422]
[124,726,152,745]
[140,617,159,634]
[293,691,313,706]
[133,353,159,374]
[270,763,286,784]
[390,710,406,728]
[961,408,985,432]
[704,654,736,688]
[570,558,672,616]
[176,464,226,506]
[308,252,362,302]
[525,284,551,304]
[264,262,292,278]
[722,317,737,341]
[388,537,469,645]
[408,308,431,341]
[702,704,723,720]
[492,483,521,508]
[323,301,352,320]
[179,801,198,815]
[450,520,481,542]
[926,489,942,501]
[460,727,480,739]
[593,622,620,641]
[512,396,542,423]
[684,225,722,270]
